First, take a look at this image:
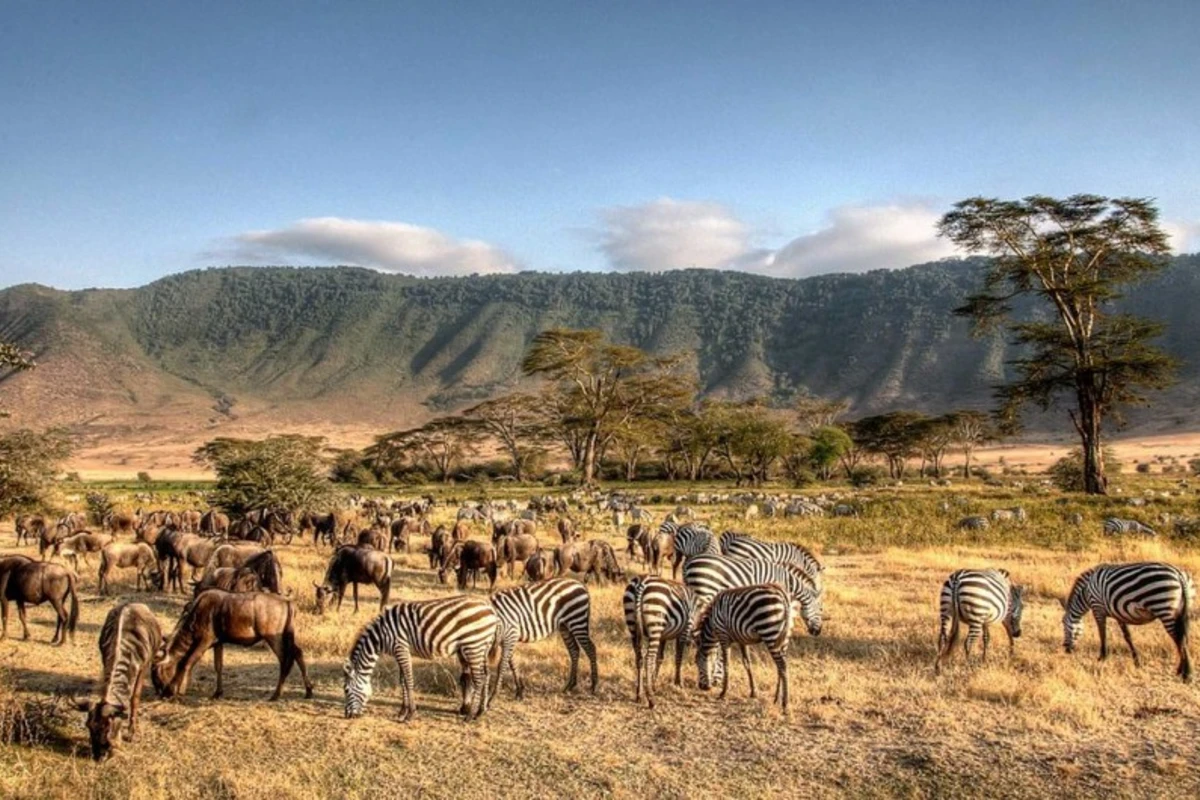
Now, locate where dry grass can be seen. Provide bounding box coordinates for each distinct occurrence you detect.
[1,491,1199,799]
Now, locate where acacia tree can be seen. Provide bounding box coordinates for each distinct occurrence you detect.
[794,390,849,433]
[462,394,551,481]
[660,403,721,481]
[949,410,994,479]
[940,195,1175,494]
[194,435,333,515]
[851,411,927,479]
[372,418,482,483]
[521,329,687,485]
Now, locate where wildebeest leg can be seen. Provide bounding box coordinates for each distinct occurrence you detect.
[378,577,390,612]
[128,668,147,740]
[1118,622,1140,666]
[740,644,756,698]
[17,601,30,641]
[212,643,225,699]
[48,592,67,646]
[336,584,346,612]
[352,582,360,613]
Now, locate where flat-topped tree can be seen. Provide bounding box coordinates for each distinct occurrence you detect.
[939,195,1176,495]
[0,341,35,418]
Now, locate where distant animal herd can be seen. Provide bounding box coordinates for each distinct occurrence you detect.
[0,490,1193,762]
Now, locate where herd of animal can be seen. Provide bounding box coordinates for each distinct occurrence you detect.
[0,495,1195,764]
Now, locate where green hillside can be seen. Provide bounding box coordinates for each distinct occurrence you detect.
[2,256,1199,436]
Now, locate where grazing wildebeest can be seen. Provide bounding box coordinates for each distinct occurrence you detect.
[357,526,388,551]
[152,590,313,701]
[103,510,138,537]
[56,531,113,571]
[493,519,536,544]
[38,523,68,560]
[495,532,539,579]
[390,516,424,553]
[204,542,266,572]
[78,603,162,760]
[199,510,229,537]
[554,540,624,585]
[524,549,551,582]
[428,525,452,570]
[557,517,577,543]
[451,519,472,542]
[626,524,652,565]
[443,540,499,591]
[98,542,163,594]
[648,529,675,576]
[228,519,273,546]
[164,534,215,594]
[192,551,280,595]
[314,546,393,613]
[15,515,46,547]
[0,559,79,644]
[301,511,340,547]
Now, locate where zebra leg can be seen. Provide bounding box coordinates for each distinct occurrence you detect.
[981,625,991,663]
[772,650,788,710]
[963,622,981,663]
[580,631,598,694]
[468,647,490,719]
[652,638,666,684]
[718,644,730,701]
[396,647,415,722]
[740,644,756,699]
[1166,618,1191,680]
[644,633,660,708]
[1118,622,1140,666]
[561,628,581,693]
[1094,612,1109,661]
[632,629,644,704]
[674,636,687,687]
[935,616,960,674]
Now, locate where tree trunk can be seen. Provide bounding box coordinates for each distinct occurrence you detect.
[1076,383,1107,494]
[582,431,600,486]
[962,445,973,480]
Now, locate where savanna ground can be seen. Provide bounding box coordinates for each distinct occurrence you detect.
[2,480,1200,799]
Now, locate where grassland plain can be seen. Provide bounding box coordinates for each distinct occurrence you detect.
[1,483,1199,799]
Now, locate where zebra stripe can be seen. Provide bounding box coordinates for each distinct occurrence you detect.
[622,575,715,708]
[658,521,719,579]
[718,531,824,594]
[695,583,795,709]
[1102,518,1156,536]
[343,595,500,721]
[488,578,597,698]
[934,568,1023,673]
[682,554,822,636]
[1063,561,1194,681]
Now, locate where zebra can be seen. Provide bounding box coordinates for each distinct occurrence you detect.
[1062,562,1194,681]
[956,515,990,531]
[658,521,719,579]
[682,554,822,637]
[342,595,500,721]
[1102,518,1157,536]
[488,578,598,699]
[695,583,795,709]
[934,569,1023,674]
[717,531,824,594]
[622,575,713,708]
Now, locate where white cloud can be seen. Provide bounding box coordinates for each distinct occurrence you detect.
[760,203,957,278]
[598,198,757,272]
[594,198,957,278]
[1164,220,1200,254]
[221,217,519,277]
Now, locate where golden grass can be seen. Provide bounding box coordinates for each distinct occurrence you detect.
[1,492,1199,799]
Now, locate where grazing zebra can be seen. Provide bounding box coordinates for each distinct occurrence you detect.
[695,583,795,709]
[622,575,711,708]
[658,521,719,579]
[682,554,822,636]
[718,531,824,594]
[1102,518,1157,536]
[488,578,598,699]
[934,569,1023,674]
[343,595,500,721]
[956,515,990,531]
[1062,562,1194,681]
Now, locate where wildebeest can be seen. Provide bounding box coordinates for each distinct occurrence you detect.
[102,510,138,537]
[493,519,536,544]
[390,516,424,552]
[495,532,539,579]
[55,530,113,570]
[152,590,313,701]
[300,511,341,546]
[98,542,163,594]
[0,559,79,644]
[451,519,472,542]
[228,519,273,546]
[314,545,393,613]
[164,534,216,594]
[625,524,652,565]
[523,549,551,581]
[15,515,46,547]
[199,510,229,537]
[557,517,577,543]
[357,526,388,551]
[196,550,283,596]
[554,540,624,585]
[428,525,453,570]
[204,542,266,572]
[442,540,499,591]
[38,523,68,560]
[78,603,162,760]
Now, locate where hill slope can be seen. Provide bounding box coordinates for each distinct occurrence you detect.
[2,257,1199,470]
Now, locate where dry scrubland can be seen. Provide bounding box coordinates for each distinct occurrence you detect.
[1,484,1200,799]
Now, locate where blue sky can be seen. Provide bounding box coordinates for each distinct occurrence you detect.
[2,1,1198,289]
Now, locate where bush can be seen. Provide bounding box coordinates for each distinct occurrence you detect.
[1136,462,1152,474]
[0,429,73,518]
[84,492,114,526]
[848,465,885,488]
[1189,457,1200,476]
[136,471,152,483]
[1048,447,1123,492]
[195,435,333,515]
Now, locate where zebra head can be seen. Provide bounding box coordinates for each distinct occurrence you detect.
[798,590,823,637]
[1059,589,1085,653]
[342,658,374,719]
[1005,585,1024,639]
